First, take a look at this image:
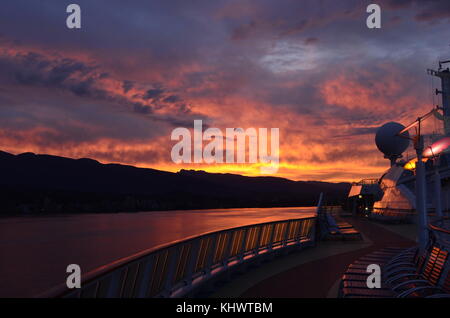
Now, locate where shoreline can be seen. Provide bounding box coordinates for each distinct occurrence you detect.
[0,205,318,219]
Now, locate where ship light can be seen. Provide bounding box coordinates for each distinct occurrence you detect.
[404,158,427,170]
[422,137,450,158]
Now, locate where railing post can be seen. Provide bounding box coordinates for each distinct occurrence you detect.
[316,192,323,215]
[315,193,324,241]
[160,247,180,297]
[137,256,155,298]
[238,228,248,261]
[184,239,201,287]
[255,225,263,255]
[282,221,291,247]
[298,219,306,243]
[106,268,126,298]
[205,234,218,276]
[268,223,276,251]
[415,135,428,253]
[309,218,316,246]
[222,231,233,268]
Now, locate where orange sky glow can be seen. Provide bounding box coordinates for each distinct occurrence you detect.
[1,1,449,182]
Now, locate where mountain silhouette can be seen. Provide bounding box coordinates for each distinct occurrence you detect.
[0,151,350,214]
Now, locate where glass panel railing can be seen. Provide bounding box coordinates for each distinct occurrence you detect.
[52,216,316,298]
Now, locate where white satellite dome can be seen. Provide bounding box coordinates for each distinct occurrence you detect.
[375,122,410,157]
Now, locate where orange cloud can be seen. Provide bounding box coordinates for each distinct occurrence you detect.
[0,37,438,183]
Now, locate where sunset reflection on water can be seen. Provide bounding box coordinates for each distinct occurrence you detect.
[0,207,315,297]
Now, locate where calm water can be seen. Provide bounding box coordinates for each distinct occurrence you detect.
[0,207,315,297]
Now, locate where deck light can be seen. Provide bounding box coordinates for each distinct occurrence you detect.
[404,158,427,171]
[422,136,450,158]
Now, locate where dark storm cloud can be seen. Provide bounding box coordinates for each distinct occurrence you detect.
[0,48,197,124]
[143,88,164,100]
[2,51,97,92]
[122,80,134,93]
[133,103,152,115]
[380,0,450,21]
[163,95,181,103]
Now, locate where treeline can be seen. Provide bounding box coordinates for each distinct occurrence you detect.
[0,151,350,215]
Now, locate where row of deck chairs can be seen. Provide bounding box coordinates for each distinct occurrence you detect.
[318,207,362,240]
[339,239,450,297]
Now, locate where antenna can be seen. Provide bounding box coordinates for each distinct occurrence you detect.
[428,61,450,135]
[439,60,450,71]
[398,107,438,137]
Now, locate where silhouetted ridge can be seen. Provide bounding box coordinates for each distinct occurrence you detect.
[0,151,350,214]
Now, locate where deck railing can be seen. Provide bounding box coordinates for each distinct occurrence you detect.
[44,216,316,298]
[371,207,415,222]
[352,178,379,186]
[371,208,450,223]
[429,217,450,248]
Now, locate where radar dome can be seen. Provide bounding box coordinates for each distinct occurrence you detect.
[375,122,410,157]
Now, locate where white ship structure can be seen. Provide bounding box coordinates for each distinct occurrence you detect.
[348,60,450,225]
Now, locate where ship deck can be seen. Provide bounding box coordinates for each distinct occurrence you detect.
[213,216,416,297]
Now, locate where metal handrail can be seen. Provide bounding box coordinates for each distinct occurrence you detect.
[372,207,415,214]
[428,217,450,249]
[429,217,450,235]
[40,216,316,298]
[352,178,379,186]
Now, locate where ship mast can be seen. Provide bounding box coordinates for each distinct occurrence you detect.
[427,60,450,221]
[428,60,450,135]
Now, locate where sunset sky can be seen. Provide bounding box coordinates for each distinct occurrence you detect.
[1,0,450,182]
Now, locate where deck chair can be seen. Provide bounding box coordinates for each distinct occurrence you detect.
[394,248,449,297]
[384,244,435,283]
[426,269,450,298]
[386,246,443,286]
